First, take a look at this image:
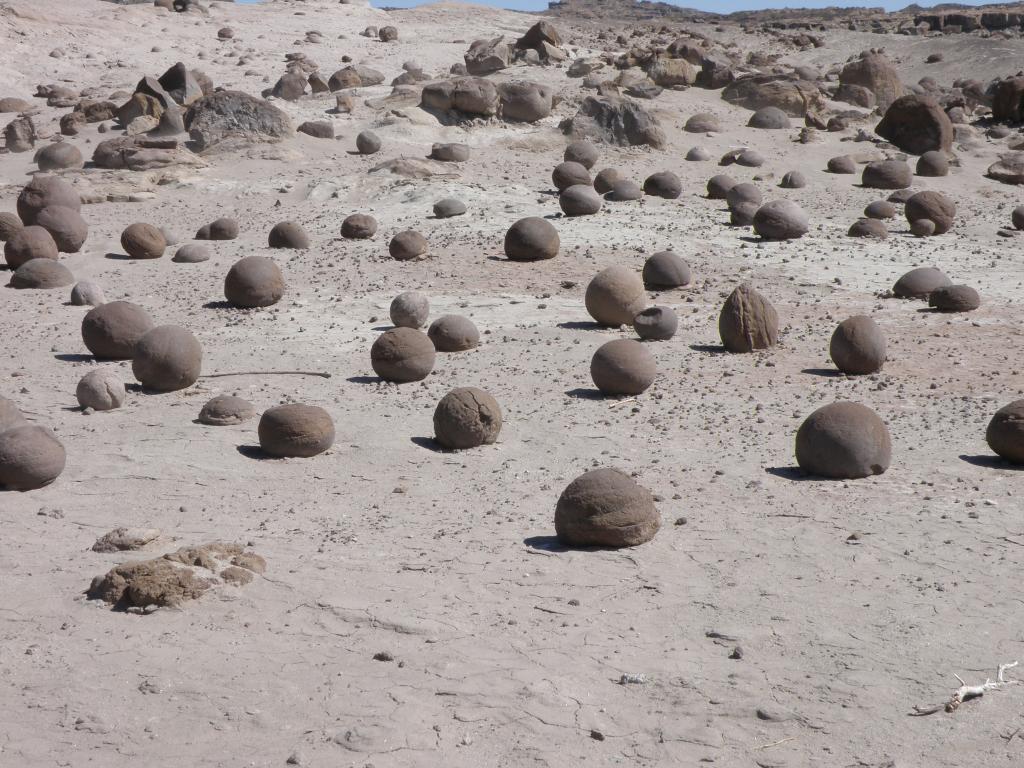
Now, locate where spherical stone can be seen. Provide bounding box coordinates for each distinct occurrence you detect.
[986,400,1024,464]
[429,143,469,162]
[160,228,180,247]
[389,291,429,328]
[910,219,936,237]
[0,425,66,491]
[905,191,955,234]
[590,338,656,395]
[605,179,643,201]
[916,150,949,177]
[865,200,896,219]
[686,146,711,161]
[70,280,105,307]
[389,230,428,261]
[560,184,603,216]
[428,315,479,352]
[268,221,310,249]
[195,217,239,241]
[356,130,381,155]
[121,223,166,259]
[730,202,758,226]
[685,112,720,133]
[198,394,255,426]
[827,155,857,174]
[224,256,284,308]
[172,244,211,263]
[736,149,764,167]
[888,188,916,204]
[76,368,126,411]
[0,212,22,241]
[4,225,58,268]
[893,266,951,299]
[753,200,809,241]
[643,171,682,199]
[341,213,377,239]
[748,106,790,129]
[795,402,891,479]
[554,467,660,548]
[848,218,888,239]
[642,250,691,289]
[719,283,778,353]
[35,142,84,171]
[370,327,436,382]
[1010,206,1024,231]
[10,258,73,289]
[633,306,678,341]
[131,325,202,392]
[779,170,807,189]
[929,284,980,312]
[82,301,154,359]
[585,265,647,327]
[707,174,736,200]
[34,206,87,253]
[258,404,335,458]
[564,140,598,169]
[433,198,466,218]
[862,160,913,190]
[593,168,621,194]
[830,315,886,375]
[504,217,559,261]
[552,161,591,192]
[433,387,502,449]
[726,182,762,211]
[0,395,27,433]
[17,175,80,225]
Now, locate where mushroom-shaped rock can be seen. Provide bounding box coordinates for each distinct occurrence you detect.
[929,285,980,312]
[643,171,682,199]
[371,327,436,382]
[552,161,590,191]
[70,280,105,307]
[585,266,646,327]
[433,387,502,449]
[121,223,166,259]
[433,198,466,218]
[173,244,211,263]
[986,400,1024,464]
[642,250,691,289]
[341,214,377,239]
[258,404,334,458]
[560,184,602,216]
[606,179,643,201]
[795,402,891,479]
[593,168,621,193]
[719,283,778,353]
[10,259,73,289]
[356,130,381,154]
[848,218,888,239]
[35,142,84,171]
[590,338,656,395]
[916,150,949,177]
[554,467,660,548]
[428,315,479,352]
[830,315,885,375]
[132,325,202,392]
[564,140,598,169]
[0,425,66,491]
[865,200,896,219]
[504,217,558,261]
[748,106,790,129]
[82,301,153,359]
[779,170,807,189]
[892,266,952,299]
[34,206,87,253]
[861,160,912,190]
[17,175,80,224]
[199,394,255,426]
[389,230,428,261]
[707,174,735,199]
[4,226,58,268]
[904,191,955,234]
[224,256,284,308]
[390,291,429,328]
[268,221,309,249]
[633,306,678,341]
[76,369,126,411]
[753,200,808,241]
[195,217,239,241]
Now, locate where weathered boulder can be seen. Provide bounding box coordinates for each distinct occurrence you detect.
[184,91,292,151]
[464,37,513,76]
[839,52,904,109]
[499,81,553,122]
[722,74,824,116]
[421,78,499,117]
[875,94,952,154]
[560,96,665,149]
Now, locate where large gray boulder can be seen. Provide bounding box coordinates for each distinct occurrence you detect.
[560,96,665,149]
[184,91,292,151]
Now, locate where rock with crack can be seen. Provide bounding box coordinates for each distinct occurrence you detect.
[560,96,665,149]
[185,91,293,151]
[92,137,206,171]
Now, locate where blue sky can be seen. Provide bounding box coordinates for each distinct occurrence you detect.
[238,0,994,12]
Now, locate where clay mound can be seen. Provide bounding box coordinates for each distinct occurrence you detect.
[795,402,891,479]
[92,527,161,554]
[719,283,778,353]
[87,542,265,610]
[554,467,660,548]
[433,387,502,450]
[259,404,335,458]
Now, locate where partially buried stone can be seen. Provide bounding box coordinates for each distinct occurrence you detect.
[341,214,377,239]
[795,402,891,479]
[554,467,660,548]
[198,394,255,426]
[173,244,210,263]
[929,285,980,312]
[10,259,73,289]
[258,405,334,458]
[433,198,466,218]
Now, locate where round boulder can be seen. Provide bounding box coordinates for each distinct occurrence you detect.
[356,130,381,155]
[0,212,22,241]
[268,221,310,249]
[560,185,602,217]
[371,327,436,382]
[552,161,591,192]
[910,219,936,237]
[389,230,428,261]
[753,200,809,240]
[554,467,660,548]
[17,175,80,225]
[121,223,166,259]
[916,150,949,177]
[643,171,682,199]
[76,368,126,411]
[795,402,891,479]
[865,200,896,219]
[564,140,598,169]
[35,142,84,172]
[585,266,646,327]
[719,283,778,353]
[633,306,678,341]
[685,112,720,133]
[258,404,335,458]
[341,213,377,239]
[892,266,952,298]
[590,339,656,395]
[195,217,239,241]
[82,301,153,359]
[779,170,807,189]
[10,259,73,289]
[861,160,912,190]
[433,198,466,218]
[224,256,284,308]
[34,206,87,253]
[848,218,888,239]
[70,280,105,307]
[390,291,429,328]
[748,106,790,129]
[593,168,621,194]
[428,315,479,352]
[433,387,502,450]
[707,174,736,200]
[132,325,202,392]
[726,182,762,211]
[4,226,58,268]
[827,155,857,174]
[172,244,211,263]
[830,315,885,375]
[198,394,255,426]
[642,250,691,289]
[1012,206,1024,231]
[929,284,980,312]
[986,400,1024,464]
[904,191,955,234]
[0,425,66,491]
[504,217,559,261]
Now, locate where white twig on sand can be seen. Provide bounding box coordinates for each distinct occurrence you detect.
[911,662,1020,716]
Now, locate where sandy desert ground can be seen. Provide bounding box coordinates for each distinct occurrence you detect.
[3,0,1024,766]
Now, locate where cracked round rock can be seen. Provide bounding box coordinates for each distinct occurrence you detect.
[433,387,502,450]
